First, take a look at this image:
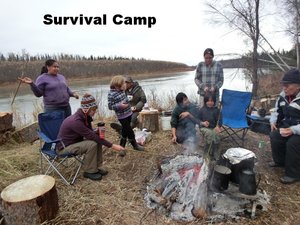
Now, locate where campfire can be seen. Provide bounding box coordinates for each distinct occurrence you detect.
[144,148,270,222]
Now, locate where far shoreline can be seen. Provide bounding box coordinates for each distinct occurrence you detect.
[0,68,194,97]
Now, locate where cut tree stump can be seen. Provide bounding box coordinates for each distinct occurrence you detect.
[0,112,13,133]
[0,175,59,225]
[139,110,159,132]
[0,112,15,144]
[12,122,39,144]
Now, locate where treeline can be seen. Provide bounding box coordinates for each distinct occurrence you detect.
[0,53,191,83]
[0,52,145,62]
[220,49,297,69]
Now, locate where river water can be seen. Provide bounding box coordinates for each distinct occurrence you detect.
[0,68,251,125]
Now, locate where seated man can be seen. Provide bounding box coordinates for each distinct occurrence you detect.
[170,92,200,151]
[57,93,124,181]
[269,69,300,184]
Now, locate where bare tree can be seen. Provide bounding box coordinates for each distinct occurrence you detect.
[206,0,261,96]
[280,0,300,68]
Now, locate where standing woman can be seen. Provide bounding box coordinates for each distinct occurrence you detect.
[108,75,144,151]
[19,59,79,118]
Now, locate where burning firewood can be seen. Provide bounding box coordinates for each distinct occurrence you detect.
[147,190,167,206]
[145,154,211,221]
[192,207,207,219]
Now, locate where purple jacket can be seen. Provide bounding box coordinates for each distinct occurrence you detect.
[30,73,74,107]
[57,109,113,150]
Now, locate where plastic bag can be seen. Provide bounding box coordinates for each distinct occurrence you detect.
[135,128,152,146]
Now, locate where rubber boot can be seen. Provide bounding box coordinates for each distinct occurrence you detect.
[111,122,122,135]
[120,137,127,147]
[129,139,144,151]
[119,137,127,157]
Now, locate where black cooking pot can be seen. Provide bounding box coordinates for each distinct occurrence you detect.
[230,157,255,184]
[211,165,232,192]
[239,169,260,195]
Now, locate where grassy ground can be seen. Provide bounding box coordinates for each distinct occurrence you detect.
[1,120,300,225]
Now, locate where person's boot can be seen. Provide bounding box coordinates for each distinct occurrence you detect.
[83,171,102,180]
[110,122,122,135]
[120,137,127,147]
[129,139,144,151]
[119,137,127,157]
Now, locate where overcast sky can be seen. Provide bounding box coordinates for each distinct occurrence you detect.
[0,0,293,65]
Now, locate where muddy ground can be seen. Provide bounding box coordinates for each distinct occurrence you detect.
[1,120,300,225]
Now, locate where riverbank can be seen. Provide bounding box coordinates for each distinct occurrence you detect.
[0,68,194,98]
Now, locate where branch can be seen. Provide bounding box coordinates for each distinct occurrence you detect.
[206,1,289,71]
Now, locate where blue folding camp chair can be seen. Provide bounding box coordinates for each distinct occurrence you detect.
[37,111,83,185]
[220,89,252,147]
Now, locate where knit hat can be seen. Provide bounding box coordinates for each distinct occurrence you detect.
[281,68,300,84]
[203,48,214,57]
[81,94,97,113]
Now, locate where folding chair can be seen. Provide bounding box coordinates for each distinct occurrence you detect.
[220,89,252,147]
[37,111,83,185]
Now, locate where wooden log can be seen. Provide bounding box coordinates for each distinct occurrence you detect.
[138,110,159,132]
[0,112,13,133]
[0,175,59,225]
[11,122,39,144]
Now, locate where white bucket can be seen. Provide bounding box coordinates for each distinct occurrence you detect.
[161,116,171,131]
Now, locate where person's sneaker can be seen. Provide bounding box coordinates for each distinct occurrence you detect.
[110,122,122,134]
[98,169,108,176]
[280,176,300,184]
[83,172,102,180]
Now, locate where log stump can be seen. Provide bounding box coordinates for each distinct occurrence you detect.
[0,175,59,225]
[138,110,159,132]
[12,122,39,144]
[0,112,14,144]
[0,112,13,133]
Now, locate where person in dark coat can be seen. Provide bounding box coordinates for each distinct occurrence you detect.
[269,68,300,184]
[199,93,222,160]
[170,92,200,149]
[124,76,147,128]
[57,93,124,181]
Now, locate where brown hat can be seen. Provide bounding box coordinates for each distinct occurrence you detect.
[203,48,214,57]
[124,76,133,83]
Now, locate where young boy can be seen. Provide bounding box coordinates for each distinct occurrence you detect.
[199,93,222,160]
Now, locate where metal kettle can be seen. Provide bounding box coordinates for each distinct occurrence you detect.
[238,169,260,195]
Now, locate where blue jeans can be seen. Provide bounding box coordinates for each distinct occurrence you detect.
[44,104,72,118]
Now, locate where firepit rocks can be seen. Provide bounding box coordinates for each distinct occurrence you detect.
[144,153,270,222]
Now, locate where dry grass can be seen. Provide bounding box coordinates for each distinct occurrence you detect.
[0,69,298,224]
[1,121,300,225]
